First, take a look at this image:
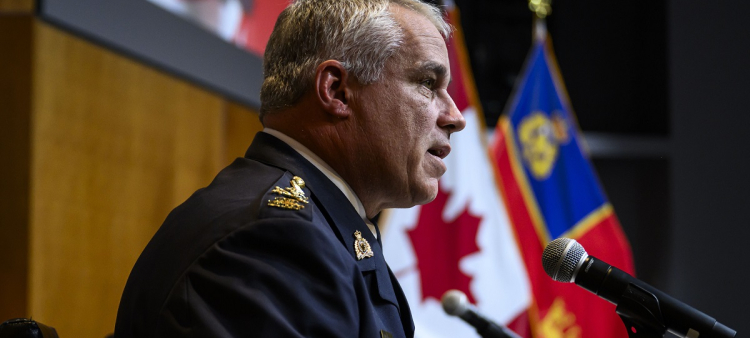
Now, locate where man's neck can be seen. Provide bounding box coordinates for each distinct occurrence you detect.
[262,128,378,237]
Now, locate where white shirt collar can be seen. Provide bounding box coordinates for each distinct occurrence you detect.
[262,128,377,238]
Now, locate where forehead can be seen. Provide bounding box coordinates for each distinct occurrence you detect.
[388,5,450,76]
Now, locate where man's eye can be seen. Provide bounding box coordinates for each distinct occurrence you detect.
[421,79,436,89]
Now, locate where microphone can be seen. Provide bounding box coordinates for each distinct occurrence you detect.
[542,238,736,338]
[441,290,522,338]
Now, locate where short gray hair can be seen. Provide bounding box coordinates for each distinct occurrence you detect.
[259,0,451,119]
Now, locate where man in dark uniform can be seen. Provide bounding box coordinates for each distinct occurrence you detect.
[115,0,465,337]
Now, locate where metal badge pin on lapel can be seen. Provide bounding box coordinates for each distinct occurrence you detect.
[268,176,310,210]
[353,230,374,260]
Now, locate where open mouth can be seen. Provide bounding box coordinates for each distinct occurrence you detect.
[428,145,450,159]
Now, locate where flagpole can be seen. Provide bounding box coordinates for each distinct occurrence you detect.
[528,0,550,42]
[528,0,551,19]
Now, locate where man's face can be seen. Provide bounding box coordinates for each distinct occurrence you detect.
[347,6,465,210]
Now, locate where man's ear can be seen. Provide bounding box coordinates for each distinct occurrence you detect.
[315,60,352,118]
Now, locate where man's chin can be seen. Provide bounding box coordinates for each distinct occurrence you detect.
[413,182,440,206]
[387,179,439,209]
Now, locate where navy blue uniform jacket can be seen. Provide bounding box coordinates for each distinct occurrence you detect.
[115,132,414,338]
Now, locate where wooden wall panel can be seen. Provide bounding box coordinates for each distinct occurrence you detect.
[224,102,263,165]
[0,0,34,13]
[0,15,32,322]
[27,21,224,338]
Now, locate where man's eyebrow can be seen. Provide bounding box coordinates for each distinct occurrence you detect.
[408,61,451,85]
[417,61,448,78]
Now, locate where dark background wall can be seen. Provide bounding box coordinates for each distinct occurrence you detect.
[668,1,750,334]
[451,0,750,334]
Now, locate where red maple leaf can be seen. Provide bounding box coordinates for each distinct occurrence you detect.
[408,186,482,304]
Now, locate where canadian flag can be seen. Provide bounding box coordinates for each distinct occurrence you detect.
[380,3,533,337]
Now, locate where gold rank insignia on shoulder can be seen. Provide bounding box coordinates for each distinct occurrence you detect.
[353,230,374,260]
[268,176,310,210]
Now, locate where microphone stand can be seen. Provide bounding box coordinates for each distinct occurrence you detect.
[616,283,667,338]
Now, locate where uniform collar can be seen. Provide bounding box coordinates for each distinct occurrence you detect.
[261,128,377,238]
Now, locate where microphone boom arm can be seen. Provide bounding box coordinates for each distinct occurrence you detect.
[578,255,735,338]
[543,239,736,338]
[617,282,667,337]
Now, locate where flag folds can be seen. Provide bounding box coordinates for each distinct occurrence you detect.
[489,22,635,338]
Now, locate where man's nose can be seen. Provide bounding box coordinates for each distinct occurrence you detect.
[438,94,466,134]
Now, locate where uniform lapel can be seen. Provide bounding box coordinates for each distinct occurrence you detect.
[245,133,401,311]
[245,132,371,252]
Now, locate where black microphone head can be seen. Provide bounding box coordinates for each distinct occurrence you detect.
[542,238,588,283]
[441,289,469,316]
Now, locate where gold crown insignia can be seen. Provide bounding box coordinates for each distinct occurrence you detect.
[353,230,374,260]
